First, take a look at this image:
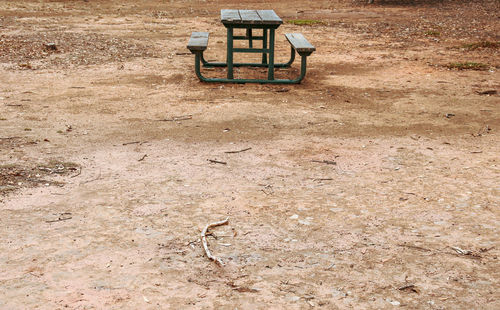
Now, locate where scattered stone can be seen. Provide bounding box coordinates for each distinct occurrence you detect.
[44,42,57,51]
[331,288,347,298]
[476,90,497,95]
[386,299,400,306]
[287,296,300,302]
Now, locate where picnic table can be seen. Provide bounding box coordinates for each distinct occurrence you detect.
[187,9,316,84]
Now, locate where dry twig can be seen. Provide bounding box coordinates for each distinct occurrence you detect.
[157,115,192,122]
[398,284,419,293]
[224,147,252,154]
[46,212,72,223]
[476,90,497,95]
[312,178,333,182]
[70,166,82,178]
[312,160,337,165]
[451,246,471,255]
[0,137,21,140]
[122,141,141,146]
[398,243,432,252]
[450,246,481,258]
[227,281,260,292]
[201,217,229,266]
[207,159,227,165]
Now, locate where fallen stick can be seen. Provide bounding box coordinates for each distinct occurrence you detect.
[313,178,333,181]
[398,243,432,252]
[476,90,497,95]
[312,160,337,165]
[122,141,141,146]
[157,115,192,122]
[451,246,472,255]
[45,216,72,223]
[0,137,21,140]
[224,147,252,154]
[227,281,260,292]
[201,217,229,266]
[70,166,82,178]
[138,154,147,162]
[207,159,227,165]
[45,212,72,223]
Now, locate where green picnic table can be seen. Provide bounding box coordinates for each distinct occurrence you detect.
[187,9,316,84]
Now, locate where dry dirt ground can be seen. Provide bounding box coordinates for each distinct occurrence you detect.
[1,0,499,309]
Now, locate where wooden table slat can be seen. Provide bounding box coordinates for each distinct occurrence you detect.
[221,9,241,22]
[256,10,282,24]
[285,33,316,53]
[239,10,262,23]
[221,9,282,25]
[187,32,209,51]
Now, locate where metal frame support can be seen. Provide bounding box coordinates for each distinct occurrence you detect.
[190,22,312,84]
[262,28,268,64]
[201,45,295,68]
[268,28,275,80]
[193,49,309,84]
[247,29,253,48]
[227,27,233,79]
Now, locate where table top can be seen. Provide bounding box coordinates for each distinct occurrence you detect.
[221,9,283,25]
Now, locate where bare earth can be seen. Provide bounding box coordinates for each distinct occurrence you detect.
[1,0,499,309]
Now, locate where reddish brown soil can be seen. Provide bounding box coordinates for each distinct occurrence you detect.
[1,0,499,309]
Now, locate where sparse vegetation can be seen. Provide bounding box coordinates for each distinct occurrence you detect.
[287,19,325,26]
[424,30,440,37]
[459,41,499,50]
[446,62,489,70]
[0,161,79,195]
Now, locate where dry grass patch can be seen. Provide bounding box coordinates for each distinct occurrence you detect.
[0,160,79,196]
[0,32,159,69]
[445,62,490,70]
[459,41,500,50]
[287,19,325,26]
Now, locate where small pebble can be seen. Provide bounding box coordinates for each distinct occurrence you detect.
[287,296,300,302]
[387,299,400,306]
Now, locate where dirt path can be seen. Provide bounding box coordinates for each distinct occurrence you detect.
[1,0,499,309]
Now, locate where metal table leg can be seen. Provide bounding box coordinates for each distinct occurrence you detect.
[227,27,233,79]
[247,29,253,48]
[262,29,267,64]
[193,50,309,84]
[268,28,275,80]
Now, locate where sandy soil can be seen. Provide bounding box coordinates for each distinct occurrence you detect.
[1,0,499,309]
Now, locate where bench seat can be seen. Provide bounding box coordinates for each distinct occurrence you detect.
[187,32,209,53]
[285,33,315,55]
